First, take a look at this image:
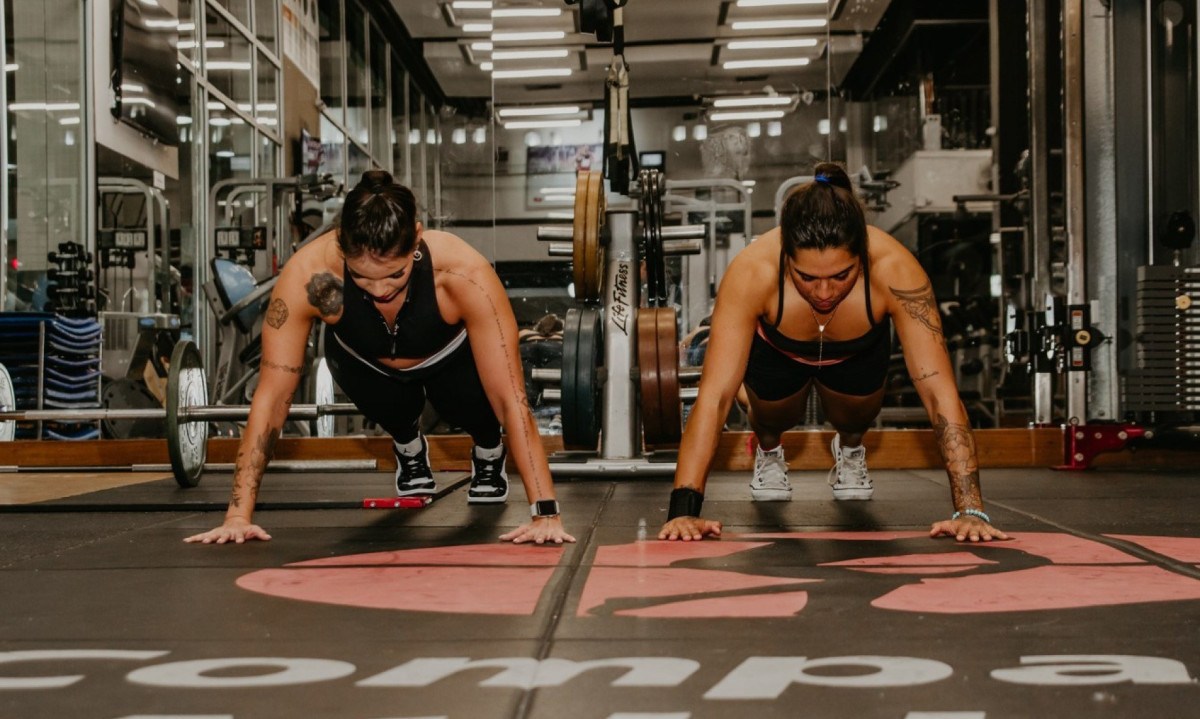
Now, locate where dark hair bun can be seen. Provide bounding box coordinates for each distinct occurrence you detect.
[360,169,394,191]
[812,162,852,192]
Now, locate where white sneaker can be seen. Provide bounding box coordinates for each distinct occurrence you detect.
[750,444,792,501]
[828,435,873,500]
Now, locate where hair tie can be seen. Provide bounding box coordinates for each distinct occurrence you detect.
[814,173,830,185]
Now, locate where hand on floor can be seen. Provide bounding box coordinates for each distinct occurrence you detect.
[500,516,576,545]
[929,516,1009,542]
[658,516,722,541]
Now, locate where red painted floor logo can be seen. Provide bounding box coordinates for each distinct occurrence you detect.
[235,532,1200,617]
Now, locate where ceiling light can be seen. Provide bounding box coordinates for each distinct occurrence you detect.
[215,150,236,158]
[4,63,18,72]
[722,57,810,70]
[712,95,794,108]
[540,187,576,195]
[58,117,81,126]
[726,38,819,50]
[497,105,581,117]
[692,124,708,141]
[493,8,562,18]
[450,1,492,9]
[471,41,493,51]
[463,22,493,32]
[767,120,783,136]
[736,0,827,6]
[709,110,786,121]
[747,122,762,138]
[672,125,686,142]
[207,61,253,71]
[481,61,494,71]
[730,19,827,30]
[492,48,570,60]
[503,119,583,129]
[492,68,572,79]
[473,127,487,144]
[492,30,567,42]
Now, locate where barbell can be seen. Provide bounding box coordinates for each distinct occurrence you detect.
[0,340,360,488]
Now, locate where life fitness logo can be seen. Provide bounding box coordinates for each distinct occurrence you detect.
[235,532,1200,617]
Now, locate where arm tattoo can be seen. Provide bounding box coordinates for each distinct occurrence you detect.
[932,413,983,512]
[231,427,281,509]
[265,298,289,329]
[913,370,939,383]
[889,282,944,342]
[306,272,344,317]
[260,359,303,375]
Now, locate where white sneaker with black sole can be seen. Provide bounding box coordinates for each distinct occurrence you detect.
[467,444,509,504]
[750,444,792,501]
[394,434,436,496]
[828,434,873,500]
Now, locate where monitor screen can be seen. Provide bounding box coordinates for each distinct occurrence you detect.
[112,0,180,146]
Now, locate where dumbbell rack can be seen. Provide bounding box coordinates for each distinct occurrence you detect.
[536,197,706,477]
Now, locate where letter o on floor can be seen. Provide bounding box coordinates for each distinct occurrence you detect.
[126,657,357,688]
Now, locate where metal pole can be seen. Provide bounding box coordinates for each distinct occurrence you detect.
[601,210,639,459]
[1063,0,1088,424]
[0,0,8,309]
[1027,0,1055,425]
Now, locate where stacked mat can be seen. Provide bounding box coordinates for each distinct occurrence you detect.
[0,312,103,439]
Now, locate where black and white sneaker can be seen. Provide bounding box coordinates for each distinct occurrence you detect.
[394,434,436,496]
[467,444,509,504]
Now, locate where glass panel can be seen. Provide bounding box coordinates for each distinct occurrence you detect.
[254,0,277,52]
[208,102,255,188]
[5,0,86,313]
[348,140,372,180]
[319,112,346,185]
[368,23,388,167]
[407,79,423,200]
[318,0,343,125]
[390,56,407,184]
[257,131,278,179]
[205,5,253,107]
[254,52,279,131]
[172,67,200,334]
[424,101,438,226]
[177,0,200,66]
[343,0,369,150]
[217,0,252,31]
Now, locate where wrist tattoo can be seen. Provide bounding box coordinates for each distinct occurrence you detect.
[932,413,983,511]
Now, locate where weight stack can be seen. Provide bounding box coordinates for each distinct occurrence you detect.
[1124,264,1200,413]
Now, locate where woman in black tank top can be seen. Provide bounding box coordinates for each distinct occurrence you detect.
[658,162,1008,546]
[186,170,574,548]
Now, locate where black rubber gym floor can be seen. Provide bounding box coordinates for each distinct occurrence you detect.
[2,466,1199,718]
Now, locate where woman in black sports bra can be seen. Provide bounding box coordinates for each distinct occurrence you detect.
[658,162,1007,545]
[186,170,574,547]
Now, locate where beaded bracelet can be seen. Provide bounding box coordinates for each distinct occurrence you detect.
[668,488,704,520]
[952,508,991,524]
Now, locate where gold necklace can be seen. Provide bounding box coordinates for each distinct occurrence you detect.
[809,302,841,366]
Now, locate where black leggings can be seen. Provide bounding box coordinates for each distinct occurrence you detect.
[325,336,502,447]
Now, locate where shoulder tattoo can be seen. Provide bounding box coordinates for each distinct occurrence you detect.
[306,272,344,317]
[889,282,944,340]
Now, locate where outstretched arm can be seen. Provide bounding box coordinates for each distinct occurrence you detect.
[884,249,1008,542]
[445,259,575,545]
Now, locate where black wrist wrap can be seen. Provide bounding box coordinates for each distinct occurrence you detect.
[668,488,704,520]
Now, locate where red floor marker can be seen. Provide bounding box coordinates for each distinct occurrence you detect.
[362,497,432,509]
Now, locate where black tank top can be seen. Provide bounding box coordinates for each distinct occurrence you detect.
[757,244,891,361]
[331,240,465,360]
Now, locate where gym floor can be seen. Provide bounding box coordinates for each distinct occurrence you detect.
[2,465,1199,718]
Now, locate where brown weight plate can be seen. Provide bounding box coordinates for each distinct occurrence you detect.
[654,307,682,445]
[572,171,590,297]
[582,170,605,301]
[637,309,663,445]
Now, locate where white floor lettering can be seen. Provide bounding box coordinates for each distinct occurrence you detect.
[991,655,1194,686]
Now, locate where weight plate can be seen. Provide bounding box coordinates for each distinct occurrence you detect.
[654,307,682,445]
[583,170,606,301]
[0,363,14,441]
[166,339,209,488]
[572,171,591,300]
[637,309,662,445]
[314,357,336,438]
[562,308,603,450]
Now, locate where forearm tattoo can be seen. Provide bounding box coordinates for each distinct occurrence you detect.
[265,298,289,329]
[231,426,281,509]
[913,370,939,383]
[306,272,344,317]
[889,282,944,343]
[932,413,983,511]
[260,359,303,374]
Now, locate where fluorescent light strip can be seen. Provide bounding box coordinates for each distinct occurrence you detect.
[727,38,819,50]
[9,102,80,111]
[497,105,581,117]
[492,31,566,42]
[539,187,576,195]
[207,61,253,70]
[450,1,492,9]
[712,95,794,107]
[723,57,810,69]
[736,0,827,6]
[730,19,827,30]
[493,8,562,18]
[492,68,572,79]
[709,110,786,121]
[481,61,494,71]
[503,119,582,129]
[492,48,570,60]
[471,41,493,51]
[58,117,81,126]
[463,22,493,32]
[5,63,19,72]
